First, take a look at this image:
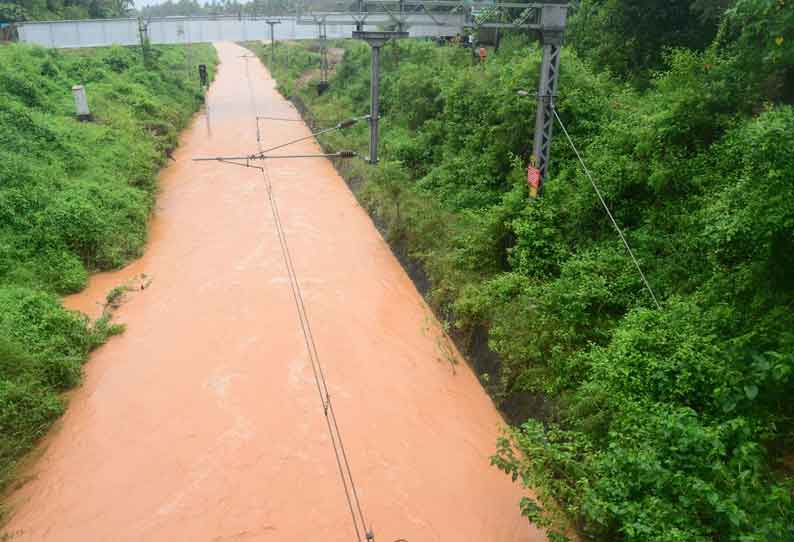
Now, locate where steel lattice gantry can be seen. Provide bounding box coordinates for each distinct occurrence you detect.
[315,20,333,93]
[530,4,565,186]
[297,1,567,189]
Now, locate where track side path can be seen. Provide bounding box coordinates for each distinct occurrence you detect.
[3,42,542,542]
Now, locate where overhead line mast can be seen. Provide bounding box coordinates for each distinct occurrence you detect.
[297,1,568,192]
[195,5,570,534]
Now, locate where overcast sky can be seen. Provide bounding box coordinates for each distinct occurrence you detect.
[135,0,163,6]
[136,0,186,6]
[134,0,240,7]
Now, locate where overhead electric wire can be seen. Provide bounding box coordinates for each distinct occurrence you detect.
[243,55,258,120]
[193,151,358,162]
[256,115,306,122]
[254,116,369,157]
[258,159,372,542]
[257,115,339,129]
[236,53,372,540]
[208,151,373,538]
[257,116,302,144]
[552,108,662,311]
[241,53,265,151]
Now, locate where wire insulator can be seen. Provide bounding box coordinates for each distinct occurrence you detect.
[337,150,357,158]
[337,118,358,129]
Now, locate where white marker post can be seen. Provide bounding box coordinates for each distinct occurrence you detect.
[71,85,91,121]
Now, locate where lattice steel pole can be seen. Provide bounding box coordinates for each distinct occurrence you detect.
[318,21,329,93]
[356,0,365,31]
[531,4,567,193]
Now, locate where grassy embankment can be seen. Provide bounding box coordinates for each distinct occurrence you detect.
[246,14,794,542]
[245,40,324,99]
[0,43,217,498]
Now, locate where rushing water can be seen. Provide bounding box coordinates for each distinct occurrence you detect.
[2,42,543,542]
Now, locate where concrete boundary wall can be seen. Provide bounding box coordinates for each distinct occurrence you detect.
[16,15,461,49]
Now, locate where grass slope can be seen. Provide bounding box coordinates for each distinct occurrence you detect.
[0,43,216,497]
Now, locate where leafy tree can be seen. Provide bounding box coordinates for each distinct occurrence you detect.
[568,0,728,83]
[0,0,133,19]
[0,2,26,21]
[717,0,794,103]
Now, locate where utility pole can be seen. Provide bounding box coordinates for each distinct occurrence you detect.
[396,0,405,32]
[531,4,567,193]
[265,20,281,66]
[353,30,408,164]
[355,0,365,31]
[318,21,329,94]
[295,1,570,186]
[137,17,151,67]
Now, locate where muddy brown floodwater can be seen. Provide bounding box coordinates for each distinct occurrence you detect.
[3,42,544,542]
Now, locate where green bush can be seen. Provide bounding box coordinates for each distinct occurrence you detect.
[0,42,216,493]
[245,41,321,98]
[566,0,720,85]
[0,43,216,293]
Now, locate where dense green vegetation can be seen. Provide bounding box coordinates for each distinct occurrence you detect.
[245,40,321,98]
[250,0,794,539]
[139,0,307,19]
[569,0,793,92]
[0,0,314,21]
[0,43,215,496]
[0,0,132,22]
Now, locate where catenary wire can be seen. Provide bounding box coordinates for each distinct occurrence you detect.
[205,54,400,539]
[552,107,662,310]
[239,52,371,539]
[259,161,371,540]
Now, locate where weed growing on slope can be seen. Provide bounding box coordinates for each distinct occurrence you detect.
[245,41,321,98]
[0,43,217,495]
